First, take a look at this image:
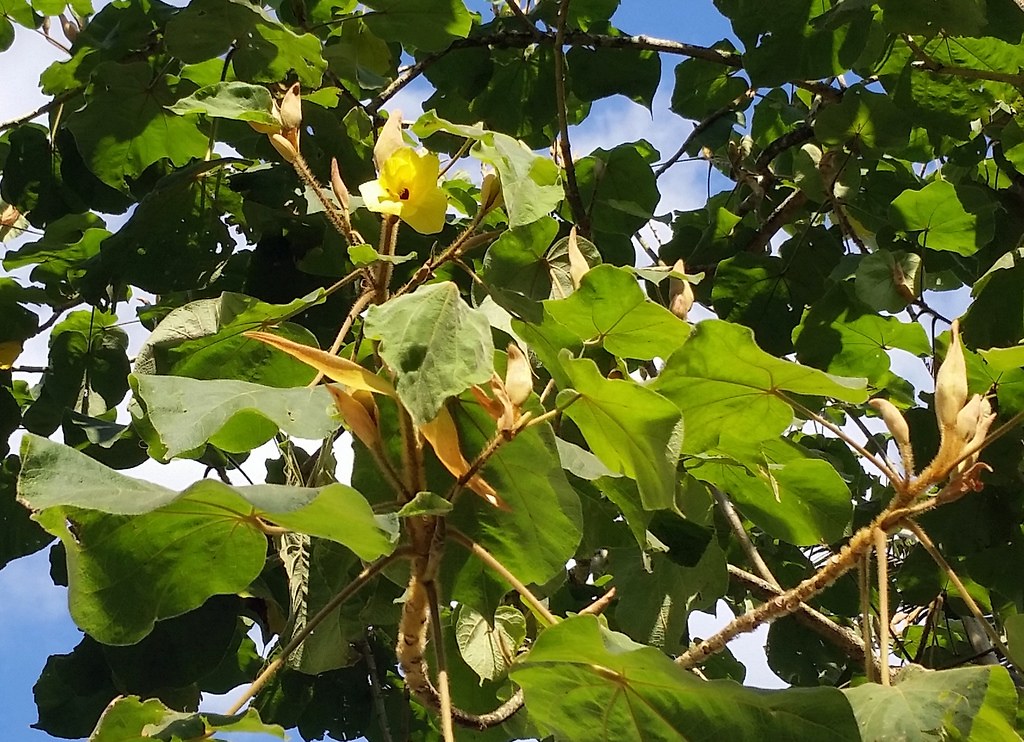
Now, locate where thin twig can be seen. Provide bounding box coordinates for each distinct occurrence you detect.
[502,0,541,35]
[226,549,411,714]
[907,521,1013,665]
[656,89,753,178]
[713,487,780,588]
[553,0,589,238]
[744,190,808,253]
[783,393,901,486]
[874,528,891,686]
[902,34,1024,87]
[858,555,876,683]
[450,528,559,627]
[0,89,81,132]
[424,581,455,742]
[359,637,394,742]
[307,290,374,387]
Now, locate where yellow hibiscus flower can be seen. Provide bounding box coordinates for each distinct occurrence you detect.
[358,147,448,235]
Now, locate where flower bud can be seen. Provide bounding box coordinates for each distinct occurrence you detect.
[373,110,404,171]
[868,398,911,452]
[955,394,983,442]
[330,158,351,214]
[935,319,968,431]
[480,171,503,216]
[279,82,302,131]
[668,259,694,321]
[567,226,589,289]
[504,343,532,407]
[0,203,20,227]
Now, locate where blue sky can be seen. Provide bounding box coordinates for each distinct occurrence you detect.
[0,4,776,742]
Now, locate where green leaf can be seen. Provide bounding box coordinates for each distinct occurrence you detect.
[364,282,494,426]
[890,180,991,256]
[167,81,279,126]
[455,604,526,682]
[575,141,659,238]
[569,47,661,108]
[671,49,748,120]
[844,665,1021,742]
[0,15,14,52]
[133,290,326,386]
[67,62,207,189]
[654,320,869,453]
[362,0,472,53]
[690,440,853,545]
[559,354,683,509]
[1,455,50,570]
[513,615,860,741]
[544,265,690,360]
[794,286,930,385]
[452,395,582,571]
[18,435,396,643]
[90,696,284,742]
[129,376,341,460]
[814,86,912,152]
[980,345,1024,372]
[854,250,921,313]
[397,491,454,517]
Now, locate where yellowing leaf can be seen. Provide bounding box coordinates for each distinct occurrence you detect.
[420,405,507,510]
[0,340,22,369]
[243,331,396,396]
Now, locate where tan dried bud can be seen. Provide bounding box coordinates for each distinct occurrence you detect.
[935,319,968,431]
[0,204,20,227]
[868,398,911,451]
[59,14,78,44]
[373,109,404,171]
[279,82,302,131]
[504,343,532,407]
[269,132,298,163]
[326,386,380,450]
[480,171,503,215]
[668,259,694,321]
[330,158,351,214]
[567,226,589,289]
[955,394,983,442]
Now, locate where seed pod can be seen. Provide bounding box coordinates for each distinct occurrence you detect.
[330,158,351,214]
[504,343,532,407]
[868,398,911,451]
[935,319,968,432]
[279,82,302,131]
[373,109,404,171]
[668,259,694,321]
[567,226,589,289]
[269,132,298,163]
[59,14,78,44]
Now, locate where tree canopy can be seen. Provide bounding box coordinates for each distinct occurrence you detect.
[4,0,1024,740]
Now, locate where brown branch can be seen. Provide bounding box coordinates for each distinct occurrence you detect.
[307,290,375,386]
[553,0,590,238]
[0,89,80,132]
[744,189,809,253]
[424,581,455,742]
[226,548,411,715]
[713,487,780,588]
[903,34,1024,87]
[727,565,870,667]
[752,123,814,176]
[874,528,891,685]
[656,90,754,178]
[367,29,740,112]
[502,0,541,36]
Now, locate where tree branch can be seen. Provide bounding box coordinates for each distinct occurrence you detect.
[713,487,780,588]
[0,89,80,132]
[553,0,590,238]
[656,90,753,178]
[367,30,740,112]
[226,548,411,715]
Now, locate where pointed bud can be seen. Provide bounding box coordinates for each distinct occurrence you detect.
[668,259,694,321]
[373,110,404,171]
[955,394,983,442]
[326,386,380,450]
[935,320,968,431]
[567,226,589,289]
[279,83,302,131]
[868,398,911,452]
[504,343,532,407]
[59,14,78,44]
[480,171,503,216]
[269,132,298,163]
[330,158,351,214]
[0,204,21,227]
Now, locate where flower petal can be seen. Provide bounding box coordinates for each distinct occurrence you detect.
[401,186,447,234]
[359,180,403,216]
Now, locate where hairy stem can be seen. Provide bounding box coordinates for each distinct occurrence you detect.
[874,528,890,686]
